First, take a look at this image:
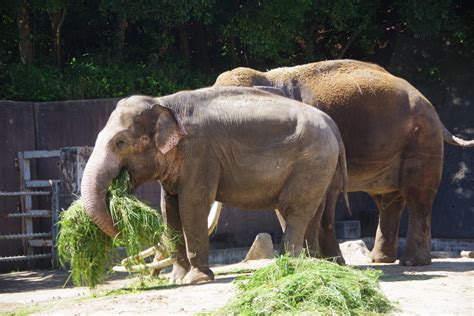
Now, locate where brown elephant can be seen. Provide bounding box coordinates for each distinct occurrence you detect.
[214,59,474,266]
[81,86,349,284]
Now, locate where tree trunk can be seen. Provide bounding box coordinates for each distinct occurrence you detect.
[48,8,66,68]
[116,16,128,51]
[227,37,237,68]
[159,28,170,57]
[17,0,34,64]
[190,22,210,70]
[178,25,190,65]
[337,28,361,59]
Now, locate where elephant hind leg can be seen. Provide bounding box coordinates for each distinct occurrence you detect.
[279,155,337,257]
[318,185,345,265]
[399,159,442,266]
[370,191,406,263]
[279,187,328,256]
[303,187,346,265]
[281,202,322,256]
[304,166,345,265]
[303,198,326,258]
[396,113,443,266]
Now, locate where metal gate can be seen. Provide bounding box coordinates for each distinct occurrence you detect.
[0,150,60,269]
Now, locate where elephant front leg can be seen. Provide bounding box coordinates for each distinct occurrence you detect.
[178,194,215,284]
[160,188,190,284]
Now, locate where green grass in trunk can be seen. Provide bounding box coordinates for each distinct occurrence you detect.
[221,256,392,315]
[58,170,175,288]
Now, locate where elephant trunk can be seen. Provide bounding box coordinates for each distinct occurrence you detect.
[81,148,120,238]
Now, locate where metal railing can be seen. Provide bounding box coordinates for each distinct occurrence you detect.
[0,150,61,269]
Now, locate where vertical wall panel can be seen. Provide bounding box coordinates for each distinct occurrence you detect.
[0,101,36,272]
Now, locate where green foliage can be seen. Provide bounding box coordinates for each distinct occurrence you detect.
[0,0,472,102]
[225,0,312,62]
[394,0,453,39]
[108,170,176,259]
[58,170,176,288]
[57,200,112,288]
[100,0,214,25]
[221,256,392,315]
[1,56,212,101]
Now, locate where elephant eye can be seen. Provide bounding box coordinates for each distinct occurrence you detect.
[116,140,127,149]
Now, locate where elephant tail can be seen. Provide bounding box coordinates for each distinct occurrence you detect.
[328,121,351,215]
[338,139,351,215]
[443,124,474,147]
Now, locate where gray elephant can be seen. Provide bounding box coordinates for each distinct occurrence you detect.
[214,59,474,266]
[81,86,349,284]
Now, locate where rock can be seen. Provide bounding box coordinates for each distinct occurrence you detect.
[244,233,274,261]
[339,239,371,264]
[460,251,474,258]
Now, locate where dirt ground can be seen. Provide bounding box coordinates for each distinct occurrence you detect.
[0,242,473,315]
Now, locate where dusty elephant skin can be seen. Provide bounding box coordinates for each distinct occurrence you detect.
[215,59,474,266]
[80,86,348,284]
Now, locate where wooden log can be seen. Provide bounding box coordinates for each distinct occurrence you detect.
[112,257,175,273]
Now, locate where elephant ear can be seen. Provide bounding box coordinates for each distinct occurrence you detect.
[153,104,187,155]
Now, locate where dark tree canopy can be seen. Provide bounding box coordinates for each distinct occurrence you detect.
[0,0,473,102]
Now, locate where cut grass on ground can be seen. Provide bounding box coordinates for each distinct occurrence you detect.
[220,255,392,315]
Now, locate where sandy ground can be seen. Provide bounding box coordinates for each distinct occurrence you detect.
[0,242,473,315]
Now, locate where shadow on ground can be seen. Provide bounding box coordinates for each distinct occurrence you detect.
[354,259,474,282]
[379,273,446,282]
[0,269,128,293]
[0,270,71,293]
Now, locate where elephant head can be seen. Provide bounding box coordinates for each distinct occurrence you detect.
[80,96,187,237]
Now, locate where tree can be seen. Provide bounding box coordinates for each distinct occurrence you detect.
[16,0,34,64]
[46,0,67,67]
[225,0,313,64]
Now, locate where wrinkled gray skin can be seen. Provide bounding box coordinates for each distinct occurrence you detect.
[81,86,348,284]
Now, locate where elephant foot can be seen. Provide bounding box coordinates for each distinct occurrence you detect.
[320,248,346,265]
[319,250,346,265]
[332,255,346,265]
[183,267,214,285]
[169,262,189,284]
[399,253,431,266]
[370,252,397,263]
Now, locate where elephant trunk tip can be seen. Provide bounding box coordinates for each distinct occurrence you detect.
[80,149,121,239]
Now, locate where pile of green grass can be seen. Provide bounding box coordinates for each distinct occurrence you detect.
[58,170,175,288]
[221,256,392,315]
